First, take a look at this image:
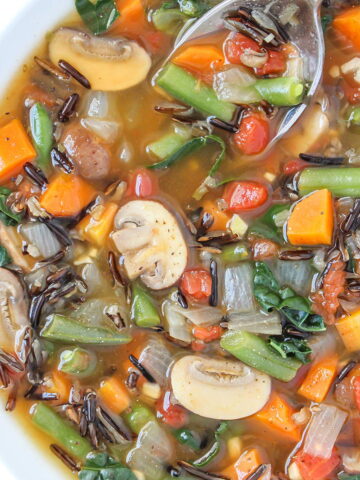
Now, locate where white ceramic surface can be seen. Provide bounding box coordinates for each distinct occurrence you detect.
[0,2,74,478]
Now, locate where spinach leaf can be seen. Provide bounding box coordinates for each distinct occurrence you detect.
[248,204,289,243]
[253,261,281,310]
[79,452,137,480]
[253,262,325,333]
[148,135,225,176]
[0,246,11,267]
[321,14,332,31]
[269,336,311,364]
[192,422,227,467]
[0,189,22,226]
[75,0,120,35]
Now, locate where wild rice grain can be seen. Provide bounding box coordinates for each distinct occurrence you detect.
[58,60,91,89]
[50,444,80,472]
[58,93,79,123]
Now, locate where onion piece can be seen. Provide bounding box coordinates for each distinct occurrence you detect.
[163,299,192,343]
[81,118,120,143]
[228,310,282,334]
[139,337,172,386]
[21,222,61,258]
[274,260,313,296]
[181,305,223,325]
[127,421,173,480]
[303,404,347,459]
[308,327,340,360]
[223,263,256,313]
[213,67,261,104]
[83,91,109,118]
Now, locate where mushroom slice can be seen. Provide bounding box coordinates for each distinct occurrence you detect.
[112,200,187,290]
[0,268,29,362]
[49,28,152,91]
[171,355,271,420]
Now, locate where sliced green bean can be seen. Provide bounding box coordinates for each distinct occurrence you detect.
[124,404,156,434]
[32,403,92,460]
[298,167,360,197]
[40,314,132,345]
[58,347,97,377]
[254,77,304,107]
[156,63,236,122]
[131,283,161,327]
[29,102,53,170]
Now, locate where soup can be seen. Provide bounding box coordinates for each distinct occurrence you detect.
[1,0,360,479]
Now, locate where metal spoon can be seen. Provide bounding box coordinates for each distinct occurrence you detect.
[167,0,324,147]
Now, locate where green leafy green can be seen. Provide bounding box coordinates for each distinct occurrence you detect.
[148,134,225,175]
[192,422,227,467]
[269,336,311,364]
[79,452,137,480]
[75,0,120,35]
[321,14,332,31]
[248,204,290,243]
[0,246,11,267]
[0,188,22,226]
[253,261,325,333]
[174,428,202,450]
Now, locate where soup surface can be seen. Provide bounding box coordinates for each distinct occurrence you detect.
[2,1,360,479]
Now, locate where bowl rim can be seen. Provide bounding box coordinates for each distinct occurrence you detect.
[0,4,75,479]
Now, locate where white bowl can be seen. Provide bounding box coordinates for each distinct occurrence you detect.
[0,2,74,478]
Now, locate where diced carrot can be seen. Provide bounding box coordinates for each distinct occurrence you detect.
[298,354,338,402]
[98,376,131,414]
[193,325,223,342]
[0,119,36,183]
[336,308,360,351]
[220,448,266,480]
[40,173,96,217]
[333,7,360,51]
[295,449,340,480]
[287,189,334,246]
[255,393,301,441]
[173,46,224,80]
[114,0,146,32]
[202,199,232,231]
[77,202,118,246]
[46,370,71,404]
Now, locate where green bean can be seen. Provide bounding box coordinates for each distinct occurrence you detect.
[124,404,155,434]
[254,77,304,107]
[152,7,187,34]
[298,167,360,197]
[58,347,97,377]
[40,314,132,345]
[156,64,236,122]
[32,403,92,460]
[220,243,249,263]
[29,102,53,170]
[131,283,161,327]
[220,331,301,382]
[148,133,187,160]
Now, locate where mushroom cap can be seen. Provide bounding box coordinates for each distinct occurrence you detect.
[0,268,29,361]
[171,355,271,420]
[112,200,188,290]
[49,28,152,91]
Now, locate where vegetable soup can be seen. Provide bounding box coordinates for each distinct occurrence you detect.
[2,1,360,479]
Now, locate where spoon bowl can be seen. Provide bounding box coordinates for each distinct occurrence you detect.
[170,0,324,148]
